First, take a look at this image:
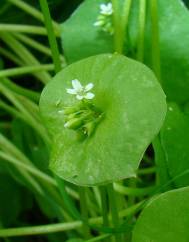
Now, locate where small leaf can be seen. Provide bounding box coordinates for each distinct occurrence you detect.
[132,187,189,242]
[40,53,166,186]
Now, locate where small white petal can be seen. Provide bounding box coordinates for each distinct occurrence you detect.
[76,95,84,100]
[100,3,113,15]
[100,4,107,11]
[107,3,112,10]
[85,83,94,92]
[84,92,95,99]
[72,79,83,92]
[66,88,77,95]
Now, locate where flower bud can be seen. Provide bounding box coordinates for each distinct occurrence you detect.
[64,117,83,129]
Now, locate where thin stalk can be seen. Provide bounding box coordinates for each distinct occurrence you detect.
[0,151,56,186]
[107,183,122,242]
[112,0,132,53]
[114,183,156,196]
[0,200,144,237]
[55,176,81,220]
[92,187,101,208]
[85,188,100,217]
[13,33,66,65]
[8,0,60,34]
[0,64,54,78]
[0,83,50,145]
[78,187,91,238]
[0,100,27,121]
[150,0,161,81]
[100,186,109,242]
[1,78,40,103]
[0,47,23,66]
[137,166,156,175]
[120,0,132,53]
[86,234,111,242]
[111,0,121,52]
[39,0,62,73]
[0,33,51,83]
[100,186,109,227]
[0,131,78,200]
[0,24,55,36]
[14,33,52,55]
[137,0,146,61]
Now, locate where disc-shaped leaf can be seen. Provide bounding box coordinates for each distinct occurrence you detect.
[160,103,189,188]
[132,187,189,242]
[40,54,166,186]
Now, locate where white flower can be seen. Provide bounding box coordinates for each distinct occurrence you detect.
[66,79,95,100]
[93,2,114,34]
[100,3,113,15]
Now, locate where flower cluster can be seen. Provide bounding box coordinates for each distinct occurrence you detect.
[63,79,102,137]
[66,79,95,100]
[94,3,114,35]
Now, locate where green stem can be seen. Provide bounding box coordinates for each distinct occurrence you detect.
[120,0,132,53]
[0,201,144,237]
[86,234,111,242]
[0,64,54,78]
[0,83,50,145]
[150,0,161,81]
[111,0,121,52]
[114,183,156,196]
[0,47,23,66]
[100,186,109,242]
[0,151,56,186]
[13,33,66,65]
[0,24,56,36]
[112,0,132,53]
[137,0,146,61]
[1,33,51,83]
[8,0,60,34]
[78,187,91,238]
[55,176,81,220]
[107,183,122,242]
[1,78,40,103]
[14,33,52,55]
[137,166,156,175]
[100,186,109,227]
[39,0,62,73]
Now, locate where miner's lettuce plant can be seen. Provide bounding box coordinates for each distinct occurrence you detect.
[0,0,189,242]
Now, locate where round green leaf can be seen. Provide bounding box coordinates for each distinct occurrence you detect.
[132,187,189,242]
[61,0,114,63]
[160,103,189,188]
[40,54,166,186]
